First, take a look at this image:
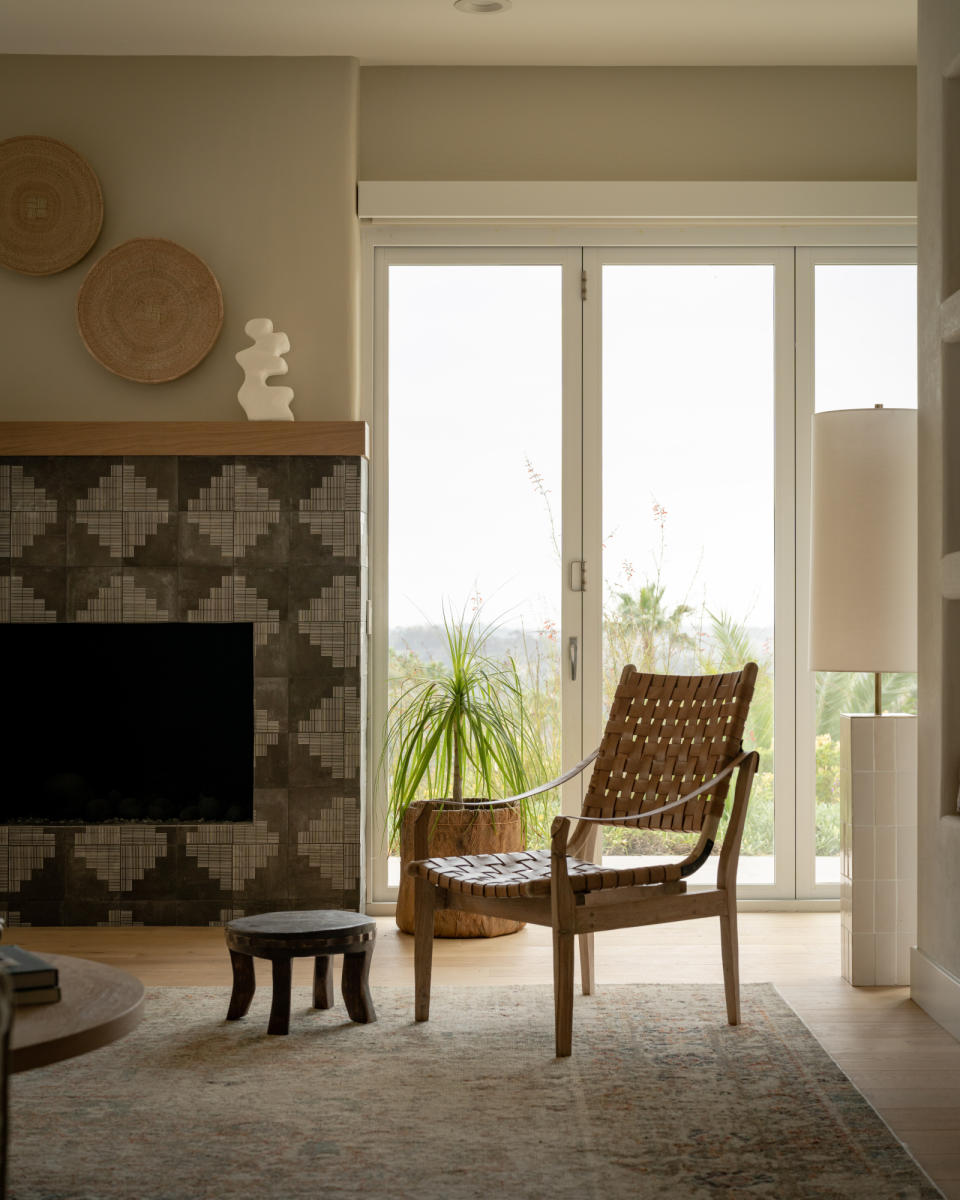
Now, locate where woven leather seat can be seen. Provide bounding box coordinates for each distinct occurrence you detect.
[410,663,759,1057]
[408,850,682,898]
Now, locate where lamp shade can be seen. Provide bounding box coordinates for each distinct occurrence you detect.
[809,407,917,672]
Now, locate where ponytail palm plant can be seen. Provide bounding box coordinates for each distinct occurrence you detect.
[383,606,550,852]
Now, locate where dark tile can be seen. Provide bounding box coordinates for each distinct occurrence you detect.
[233,511,289,567]
[178,566,235,621]
[253,619,288,677]
[289,508,361,568]
[177,456,236,510]
[177,899,257,927]
[66,514,123,566]
[235,567,287,622]
[0,899,62,926]
[289,455,358,506]
[122,510,179,567]
[233,456,290,509]
[254,732,287,788]
[1,457,68,508]
[66,567,124,622]
[289,605,361,677]
[179,509,235,565]
[120,568,176,622]
[5,509,66,567]
[62,899,179,926]
[254,678,288,733]
[232,843,288,902]
[123,456,178,505]
[7,568,64,622]
[252,788,288,842]
[174,837,237,901]
[60,458,120,507]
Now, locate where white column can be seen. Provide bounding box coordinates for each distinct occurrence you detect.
[840,714,917,986]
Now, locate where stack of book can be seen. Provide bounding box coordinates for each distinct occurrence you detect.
[0,946,61,1006]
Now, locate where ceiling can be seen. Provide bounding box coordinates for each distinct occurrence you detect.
[0,0,916,65]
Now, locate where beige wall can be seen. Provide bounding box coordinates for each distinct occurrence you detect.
[0,56,359,421]
[918,0,960,993]
[359,66,916,181]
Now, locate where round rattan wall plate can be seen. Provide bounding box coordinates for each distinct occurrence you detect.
[76,238,224,383]
[0,135,104,276]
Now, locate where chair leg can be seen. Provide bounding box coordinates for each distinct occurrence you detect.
[553,927,575,1057]
[414,878,436,1022]
[719,891,741,1025]
[578,932,595,996]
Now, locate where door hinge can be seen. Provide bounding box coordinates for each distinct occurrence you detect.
[580,269,588,302]
[570,560,587,592]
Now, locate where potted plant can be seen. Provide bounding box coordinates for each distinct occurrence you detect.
[383,605,550,938]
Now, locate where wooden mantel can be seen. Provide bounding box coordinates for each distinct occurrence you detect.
[0,421,369,457]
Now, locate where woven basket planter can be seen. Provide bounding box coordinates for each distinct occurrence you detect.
[396,801,525,938]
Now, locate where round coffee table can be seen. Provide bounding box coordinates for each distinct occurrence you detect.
[9,954,144,1073]
[225,911,377,1036]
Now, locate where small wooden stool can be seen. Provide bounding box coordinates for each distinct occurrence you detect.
[224,910,377,1036]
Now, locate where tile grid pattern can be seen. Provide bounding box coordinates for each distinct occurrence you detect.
[0,454,367,924]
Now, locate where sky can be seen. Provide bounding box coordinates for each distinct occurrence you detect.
[387,260,917,638]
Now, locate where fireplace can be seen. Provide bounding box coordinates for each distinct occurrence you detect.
[1,623,254,825]
[0,423,368,926]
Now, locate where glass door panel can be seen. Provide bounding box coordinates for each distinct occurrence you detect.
[595,260,778,887]
[810,261,918,887]
[383,258,576,888]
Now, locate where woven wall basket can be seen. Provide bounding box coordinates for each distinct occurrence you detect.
[77,237,223,383]
[0,135,103,276]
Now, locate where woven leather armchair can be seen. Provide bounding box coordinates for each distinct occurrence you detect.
[407,663,760,1056]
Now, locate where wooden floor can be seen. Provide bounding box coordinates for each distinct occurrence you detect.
[16,914,960,1198]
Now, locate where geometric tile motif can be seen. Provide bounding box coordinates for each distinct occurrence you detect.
[297,795,360,850]
[75,464,170,558]
[73,827,168,893]
[297,576,361,668]
[186,574,279,647]
[296,687,360,779]
[254,708,280,759]
[187,465,280,558]
[75,574,169,623]
[97,909,144,928]
[0,465,58,555]
[185,821,280,892]
[298,463,361,558]
[0,827,57,892]
[295,832,359,892]
[0,575,57,623]
[209,907,245,928]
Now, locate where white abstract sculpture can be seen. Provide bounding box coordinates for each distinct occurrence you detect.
[235,318,295,421]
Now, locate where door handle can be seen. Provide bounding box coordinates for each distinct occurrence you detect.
[569,636,578,681]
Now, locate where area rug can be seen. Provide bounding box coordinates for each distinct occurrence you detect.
[8,984,942,1200]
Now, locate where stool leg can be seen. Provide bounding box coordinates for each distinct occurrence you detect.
[341,944,376,1024]
[313,955,334,1010]
[267,956,292,1035]
[226,951,256,1021]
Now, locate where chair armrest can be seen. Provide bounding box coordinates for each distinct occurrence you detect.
[571,750,753,827]
[448,748,600,810]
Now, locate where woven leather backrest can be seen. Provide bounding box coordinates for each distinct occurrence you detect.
[582,664,758,831]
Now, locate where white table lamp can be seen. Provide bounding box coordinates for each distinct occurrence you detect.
[809,406,918,986]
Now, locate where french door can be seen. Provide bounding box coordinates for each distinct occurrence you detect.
[368,241,916,906]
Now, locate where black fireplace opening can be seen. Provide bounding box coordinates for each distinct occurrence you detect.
[0,623,255,824]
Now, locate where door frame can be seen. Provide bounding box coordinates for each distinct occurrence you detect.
[360,218,917,913]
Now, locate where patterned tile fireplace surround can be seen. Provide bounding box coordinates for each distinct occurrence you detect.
[0,422,368,927]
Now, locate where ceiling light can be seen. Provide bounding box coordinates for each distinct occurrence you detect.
[453,0,512,12]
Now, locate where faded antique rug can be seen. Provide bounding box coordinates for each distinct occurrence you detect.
[8,984,943,1200]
